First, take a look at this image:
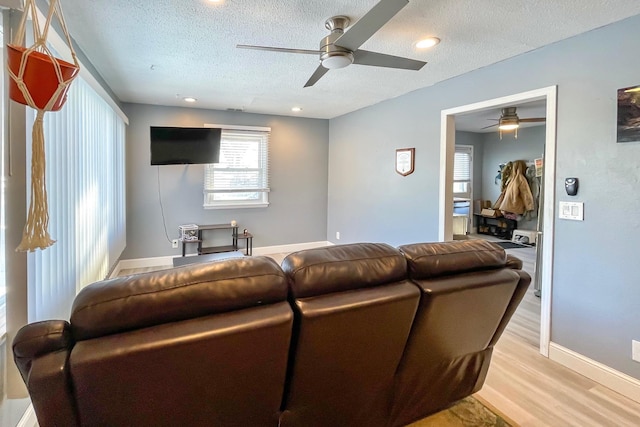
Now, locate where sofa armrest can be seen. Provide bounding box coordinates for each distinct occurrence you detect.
[505,254,523,270]
[13,321,79,427]
[489,269,532,346]
[13,320,73,378]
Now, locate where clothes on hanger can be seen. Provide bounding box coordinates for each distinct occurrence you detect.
[493,160,535,216]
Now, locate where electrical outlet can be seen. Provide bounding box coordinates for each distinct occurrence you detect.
[172,239,179,249]
[633,340,640,363]
[336,231,340,240]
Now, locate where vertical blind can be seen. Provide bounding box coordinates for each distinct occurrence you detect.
[27,77,126,322]
[204,129,270,208]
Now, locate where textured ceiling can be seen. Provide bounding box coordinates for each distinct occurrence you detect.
[60,0,640,119]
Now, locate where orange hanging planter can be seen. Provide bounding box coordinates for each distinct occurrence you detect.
[7,0,81,251]
[7,44,79,111]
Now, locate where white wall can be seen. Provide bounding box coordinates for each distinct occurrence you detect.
[327,15,640,379]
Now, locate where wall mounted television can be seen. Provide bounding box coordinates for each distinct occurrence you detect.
[150,126,221,165]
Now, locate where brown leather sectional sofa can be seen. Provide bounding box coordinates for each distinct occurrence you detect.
[13,239,530,427]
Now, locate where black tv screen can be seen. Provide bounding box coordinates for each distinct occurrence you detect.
[150,127,221,165]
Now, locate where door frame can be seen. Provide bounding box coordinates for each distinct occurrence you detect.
[438,86,557,357]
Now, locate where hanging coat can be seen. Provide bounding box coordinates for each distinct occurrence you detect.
[498,160,534,215]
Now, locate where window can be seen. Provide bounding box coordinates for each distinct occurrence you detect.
[204,127,270,209]
[453,145,473,199]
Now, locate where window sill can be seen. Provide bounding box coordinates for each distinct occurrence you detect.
[203,203,269,210]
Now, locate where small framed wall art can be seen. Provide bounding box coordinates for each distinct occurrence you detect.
[617,84,640,143]
[395,148,415,176]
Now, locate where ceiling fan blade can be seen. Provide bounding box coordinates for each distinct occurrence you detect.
[481,124,499,129]
[353,49,425,70]
[304,65,329,87]
[519,118,546,123]
[334,0,409,51]
[237,44,319,55]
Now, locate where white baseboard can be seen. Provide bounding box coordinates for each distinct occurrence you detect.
[549,342,640,404]
[17,404,37,427]
[111,241,332,277]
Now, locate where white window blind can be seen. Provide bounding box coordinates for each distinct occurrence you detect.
[453,145,472,199]
[204,129,270,209]
[27,77,126,322]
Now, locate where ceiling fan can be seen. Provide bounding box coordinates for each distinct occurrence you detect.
[237,0,426,87]
[482,107,546,139]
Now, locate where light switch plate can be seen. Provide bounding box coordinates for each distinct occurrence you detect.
[559,201,584,221]
[633,340,640,363]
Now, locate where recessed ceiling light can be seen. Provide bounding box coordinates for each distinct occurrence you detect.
[183,97,197,103]
[291,107,302,112]
[416,37,440,49]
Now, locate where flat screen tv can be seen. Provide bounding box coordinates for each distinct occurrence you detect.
[150,127,221,165]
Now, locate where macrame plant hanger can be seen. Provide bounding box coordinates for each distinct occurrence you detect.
[7,0,80,251]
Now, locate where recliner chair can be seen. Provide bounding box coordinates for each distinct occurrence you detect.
[279,243,420,427]
[14,256,293,427]
[390,240,531,426]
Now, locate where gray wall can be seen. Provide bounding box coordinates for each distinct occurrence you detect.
[122,103,329,259]
[328,15,640,379]
[481,126,545,230]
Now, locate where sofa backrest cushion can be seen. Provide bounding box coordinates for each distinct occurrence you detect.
[280,243,419,427]
[71,256,288,341]
[398,240,506,279]
[281,243,407,298]
[70,302,293,427]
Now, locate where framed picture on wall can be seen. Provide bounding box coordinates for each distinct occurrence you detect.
[617,85,640,143]
[395,148,415,176]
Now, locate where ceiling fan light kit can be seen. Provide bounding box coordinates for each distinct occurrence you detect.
[237,0,427,87]
[320,17,354,69]
[498,118,519,130]
[482,106,545,139]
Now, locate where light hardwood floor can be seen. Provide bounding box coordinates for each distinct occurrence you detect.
[119,245,640,426]
[473,236,640,426]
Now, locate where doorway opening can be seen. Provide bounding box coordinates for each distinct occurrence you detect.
[439,86,557,356]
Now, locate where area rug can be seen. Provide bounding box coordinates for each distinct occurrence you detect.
[493,241,529,250]
[408,396,513,427]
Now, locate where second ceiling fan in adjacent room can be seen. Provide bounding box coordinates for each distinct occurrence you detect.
[483,107,546,139]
